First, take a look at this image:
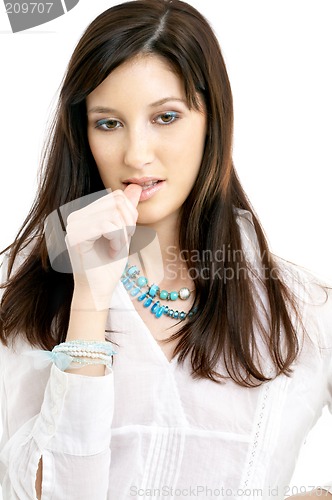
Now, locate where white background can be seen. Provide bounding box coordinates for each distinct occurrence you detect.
[0,0,331,497]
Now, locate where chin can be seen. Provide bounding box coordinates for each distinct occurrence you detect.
[137,205,180,226]
[136,213,163,225]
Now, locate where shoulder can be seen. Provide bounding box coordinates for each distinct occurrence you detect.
[233,206,331,294]
[233,207,255,236]
[278,256,332,346]
[234,207,332,347]
[233,207,261,264]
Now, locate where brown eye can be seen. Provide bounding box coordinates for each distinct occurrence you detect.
[161,113,174,123]
[155,112,179,125]
[95,119,121,130]
[105,120,118,129]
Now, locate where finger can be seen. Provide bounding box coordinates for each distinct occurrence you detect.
[112,197,137,238]
[124,184,142,208]
[67,190,138,226]
[107,228,129,259]
[105,191,139,239]
[104,225,126,249]
[66,215,122,247]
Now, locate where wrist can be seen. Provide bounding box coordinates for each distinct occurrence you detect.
[66,304,109,342]
[71,283,114,312]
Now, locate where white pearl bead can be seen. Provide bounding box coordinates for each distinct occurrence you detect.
[179,287,190,300]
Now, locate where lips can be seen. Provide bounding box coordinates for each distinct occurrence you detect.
[122,177,165,202]
[122,176,165,190]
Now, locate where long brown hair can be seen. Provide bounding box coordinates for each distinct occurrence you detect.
[0,0,303,386]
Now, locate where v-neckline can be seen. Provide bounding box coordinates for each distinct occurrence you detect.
[118,282,180,368]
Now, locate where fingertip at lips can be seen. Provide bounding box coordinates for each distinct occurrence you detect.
[124,183,143,207]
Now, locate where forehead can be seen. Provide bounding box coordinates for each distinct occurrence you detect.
[86,54,185,105]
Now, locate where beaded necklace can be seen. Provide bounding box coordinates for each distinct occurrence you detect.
[121,263,197,321]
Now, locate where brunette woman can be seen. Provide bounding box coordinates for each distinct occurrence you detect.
[1,1,332,498]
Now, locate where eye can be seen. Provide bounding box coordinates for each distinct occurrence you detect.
[95,119,122,131]
[154,112,180,125]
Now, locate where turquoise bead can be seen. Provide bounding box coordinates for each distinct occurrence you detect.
[127,265,138,276]
[137,276,148,287]
[151,301,160,313]
[148,284,159,297]
[156,305,165,318]
[122,263,195,323]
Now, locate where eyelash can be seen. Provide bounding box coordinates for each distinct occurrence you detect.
[94,112,180,131]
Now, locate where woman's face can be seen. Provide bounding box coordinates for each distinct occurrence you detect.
[86,54,207,226]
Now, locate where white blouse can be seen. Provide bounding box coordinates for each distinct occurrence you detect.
[1,210,332,500]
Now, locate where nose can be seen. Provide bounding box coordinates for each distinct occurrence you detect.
[123,127,154,169]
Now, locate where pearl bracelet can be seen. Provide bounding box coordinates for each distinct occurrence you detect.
[53,348,112,360]
[53,340,116,357]
[47,339,117,371]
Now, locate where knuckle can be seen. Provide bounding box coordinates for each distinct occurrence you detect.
[100,219,113,234]
[112,189,126,201]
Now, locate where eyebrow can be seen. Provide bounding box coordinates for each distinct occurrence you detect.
[87,97,186,114]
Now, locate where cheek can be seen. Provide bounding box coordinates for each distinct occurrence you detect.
[179,115,206,161]
[178,130,206,179]
[88,133,107,164]
[184,135,206,189]
[88,133,114,188]
[88,134,120,180]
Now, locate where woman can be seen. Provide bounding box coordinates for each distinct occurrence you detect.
[0,0,331,498]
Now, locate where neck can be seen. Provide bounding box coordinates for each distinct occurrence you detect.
[130,214,191,289]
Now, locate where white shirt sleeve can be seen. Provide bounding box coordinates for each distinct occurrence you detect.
[0,252,114,499]
[0,338,114,499]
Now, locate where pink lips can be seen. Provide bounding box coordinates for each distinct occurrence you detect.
[122,177,165,202]
[122,176,164,185]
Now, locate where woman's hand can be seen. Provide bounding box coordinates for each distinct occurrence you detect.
[65,184,142,311]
